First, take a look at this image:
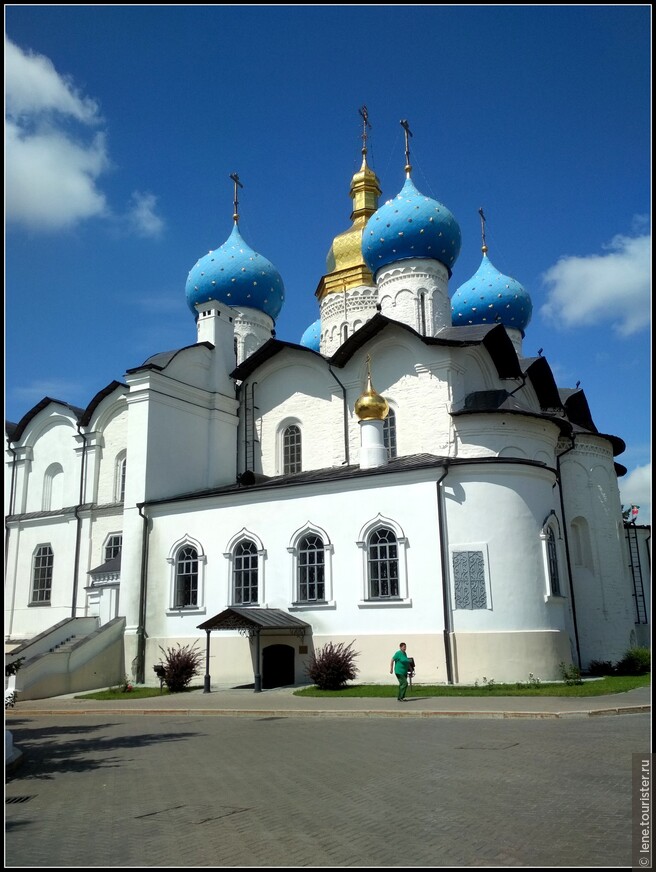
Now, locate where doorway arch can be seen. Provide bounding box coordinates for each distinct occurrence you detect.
[262,643,295,689]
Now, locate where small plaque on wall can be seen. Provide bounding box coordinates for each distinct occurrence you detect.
[299,645,308,654]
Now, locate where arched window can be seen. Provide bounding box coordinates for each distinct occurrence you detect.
[546,528,561,596]
[540,513,564,599]
[42,463,63,511]
[383,408,397,459]
[31,544,53,604]
[115,452,127,503]
[297,534,325,602]
[174,545,199,608]
[234,539,259,604]
[368,527,399,599]
[283,425,302,474]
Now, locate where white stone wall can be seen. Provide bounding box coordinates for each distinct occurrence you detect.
[20,413,80,514]
[319,286,378,357]
[376,258,451,335]
[559,436,637,666]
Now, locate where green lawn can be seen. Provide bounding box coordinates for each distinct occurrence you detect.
[294,674,650,698]
[72,674,649,701]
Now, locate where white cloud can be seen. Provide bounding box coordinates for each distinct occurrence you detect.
[620,463,652,526]
[539,231,651,336]
[5,36,100,123]
[6,121,109,230]
[127,191,165,238]
[5,37,164,237]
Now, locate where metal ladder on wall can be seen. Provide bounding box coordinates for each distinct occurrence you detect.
[626,524,648,624]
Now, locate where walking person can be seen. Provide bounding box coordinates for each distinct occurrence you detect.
[390,641,412,701]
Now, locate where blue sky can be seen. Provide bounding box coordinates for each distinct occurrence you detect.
[5,5,651,523]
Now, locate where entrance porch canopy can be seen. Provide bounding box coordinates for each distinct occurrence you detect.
[197,608,311,693]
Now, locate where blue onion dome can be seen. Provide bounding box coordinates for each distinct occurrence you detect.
[300,318,321,352]
[362,177,462,276]
[185,223,285,321]
[451,252,532,334]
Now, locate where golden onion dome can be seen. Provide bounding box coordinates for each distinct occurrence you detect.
[355,357,389,421]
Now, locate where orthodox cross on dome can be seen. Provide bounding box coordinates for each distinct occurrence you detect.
[400,119,413,177]
[479,207,488,254]
[230,172,243,224]
[359,105,371,157]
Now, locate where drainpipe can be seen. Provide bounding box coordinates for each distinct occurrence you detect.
[250,382,257,471]
[554,433,581,667]
[327,364,350,465]
[435,465,455,684]
[72,424,89,617]
[507,373,527,397]
[136,503,150,684]
[5,437,18,637]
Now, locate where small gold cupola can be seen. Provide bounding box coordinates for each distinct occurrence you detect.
[315,107,382,302]
[355,355,389,422]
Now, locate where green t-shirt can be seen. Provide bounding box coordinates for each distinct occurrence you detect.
[392,650,411,676]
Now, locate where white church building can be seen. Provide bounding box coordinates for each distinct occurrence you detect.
[5,121,650,697]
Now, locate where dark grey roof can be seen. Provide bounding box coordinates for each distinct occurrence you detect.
[231,339,324,381]
[88,555,121,575]
[451,390,569,430]
[8,397,86,442]
[141,453,452,507]
[198,607,311,632]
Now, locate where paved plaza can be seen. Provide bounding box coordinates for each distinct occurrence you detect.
[5,704,650,867]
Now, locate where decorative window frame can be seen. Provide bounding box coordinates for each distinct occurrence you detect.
[114,451,127,503]
[449,543,493,611]
[166,534,207,615]
[356,514,411,607]
[277,418,302,476]
[30,543,54,605]
[287,522,335,610]
[224,528,266,607]
[540,511,565,602]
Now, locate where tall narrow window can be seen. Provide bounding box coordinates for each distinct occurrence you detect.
[453,550,487,609]
[419,292,427,335]
[104,534,123,561]
[115,452,127,503]
[31,545,54,604]
[383,408,397,459]
[298,534,325,602]
[234,539,258,604]
[546,528,561,596]
[368,527,399,598]
[174,545,198,608]
[283,425,302,474]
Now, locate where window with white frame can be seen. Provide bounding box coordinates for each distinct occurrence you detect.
[115,452,127,503]
[104,533,123,562]
[297,533,325,602]
[383,408,397,459]
[368,527,399,598]
[174,545,199,608]
[31,544,54,604]
[283,425,302,474]
[233,539,259,604]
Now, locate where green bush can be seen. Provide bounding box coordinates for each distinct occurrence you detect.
[559,661,583,685]
[614,646,651,676]
[307,640,359,690]
[587,660,616,677]
[158,642,204,693]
